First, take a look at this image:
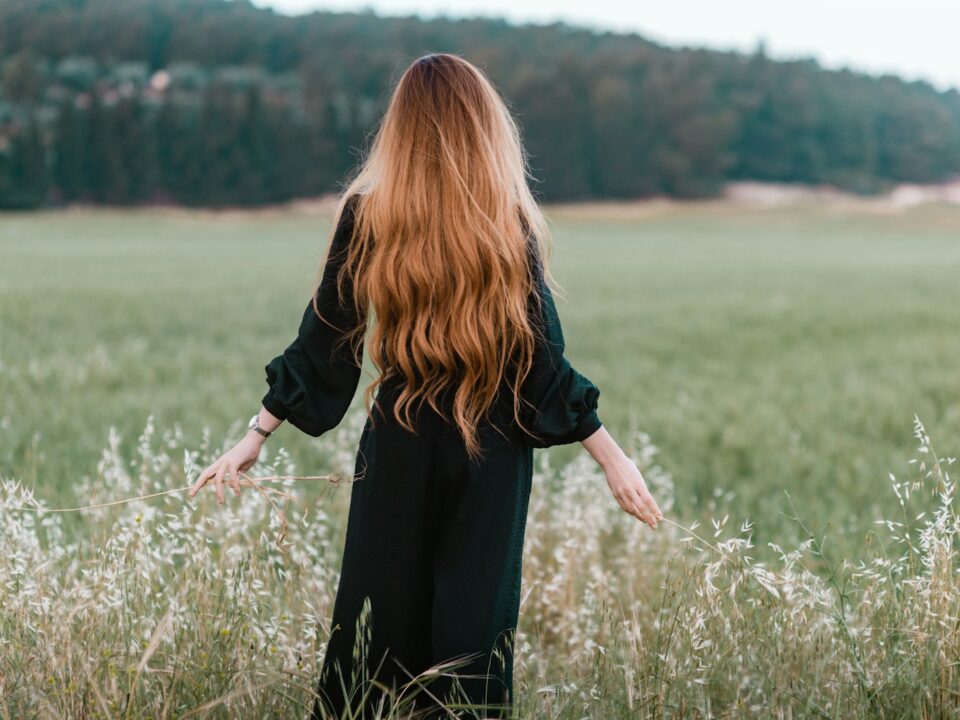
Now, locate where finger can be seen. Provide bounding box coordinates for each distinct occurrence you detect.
[645,495,665,523]
[213,463,226,504]
[228,464,241,497]
[635,485,663,523]
[628,501,649,526]
[639,496,659,529]
[631,488,658,529]
[639,496,663,523]
[188,466,213,498]
[651,502,665,522]
[188,467,210,496]
[632,503,655,529]
[617,491,648,526]
[614,491,633,517]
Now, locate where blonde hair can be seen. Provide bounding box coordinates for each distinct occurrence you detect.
[313,52,556,461]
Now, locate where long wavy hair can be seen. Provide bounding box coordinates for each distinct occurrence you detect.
[310,52,557,461]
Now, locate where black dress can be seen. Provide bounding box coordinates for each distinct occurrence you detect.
[261,195,602,719]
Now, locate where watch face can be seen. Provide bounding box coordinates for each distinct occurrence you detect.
[249,414,259,429]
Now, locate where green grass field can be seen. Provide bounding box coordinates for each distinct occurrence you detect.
[2,201,960,549]
[3,200,960,717]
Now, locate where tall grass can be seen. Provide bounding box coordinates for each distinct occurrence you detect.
[2,411,956,718]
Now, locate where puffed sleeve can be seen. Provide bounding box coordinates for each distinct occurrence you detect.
[260,194,364,437]
[518,243,603,448]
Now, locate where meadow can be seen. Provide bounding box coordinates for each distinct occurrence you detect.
[1,199,959,717]
[2,199,959,546]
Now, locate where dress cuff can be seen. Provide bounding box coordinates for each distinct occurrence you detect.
[569,408,603,443]
[261,388,291,422]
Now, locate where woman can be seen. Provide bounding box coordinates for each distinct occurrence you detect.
[189,53,663,719]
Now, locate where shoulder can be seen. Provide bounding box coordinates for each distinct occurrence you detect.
[330,193,363,252]
[341,192,363,223]
[332,192,362,232]
[527,235,544,281]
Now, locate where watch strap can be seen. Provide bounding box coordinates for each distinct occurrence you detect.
[249,413,272,438]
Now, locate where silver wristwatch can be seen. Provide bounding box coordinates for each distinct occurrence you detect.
[248,413,272,438]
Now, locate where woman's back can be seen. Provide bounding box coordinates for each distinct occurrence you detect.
[262,191,603,455]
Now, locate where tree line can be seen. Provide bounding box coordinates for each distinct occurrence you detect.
[0,0,958,209]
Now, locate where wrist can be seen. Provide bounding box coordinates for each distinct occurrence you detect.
[581,425,625,472]
[246,428,269,446]
[598,448,625,472]
[247,412,275,441]
[593,440,626,472]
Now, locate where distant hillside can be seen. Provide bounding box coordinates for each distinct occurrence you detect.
[1,0,958,208]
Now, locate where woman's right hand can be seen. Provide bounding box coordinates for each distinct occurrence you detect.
[581,425,664,530]
[188,432,265,503]
[602,453,664,530]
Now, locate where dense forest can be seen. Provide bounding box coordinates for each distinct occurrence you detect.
[1,0,959,208]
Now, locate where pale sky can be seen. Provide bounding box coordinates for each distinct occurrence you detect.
[252,0,960,92]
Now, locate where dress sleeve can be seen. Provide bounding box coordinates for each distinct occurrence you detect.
[260,195,364,437]
[518,244,603,448]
